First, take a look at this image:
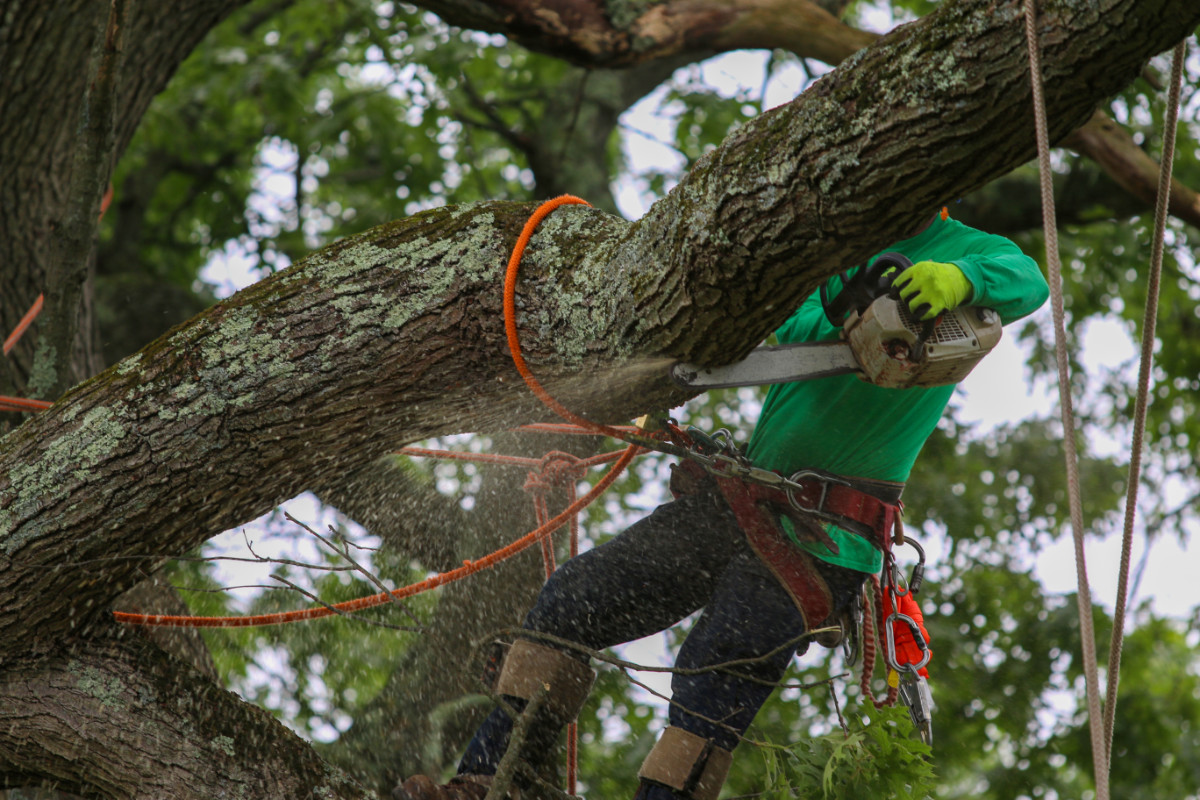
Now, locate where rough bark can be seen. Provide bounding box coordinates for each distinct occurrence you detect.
[2,0,1198,796]
[0,628,373,799]
[0,0,250,397]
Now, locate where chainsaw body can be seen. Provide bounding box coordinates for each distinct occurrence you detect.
[845,295,1002,389]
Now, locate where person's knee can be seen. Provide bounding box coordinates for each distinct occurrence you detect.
[494,638,595,723]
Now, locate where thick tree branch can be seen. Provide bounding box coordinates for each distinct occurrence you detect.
[414,0,1200,232]
[1064,109,1200,230]
[0,629,373,800]
[416,0,874,68]
[2,0,1197,661]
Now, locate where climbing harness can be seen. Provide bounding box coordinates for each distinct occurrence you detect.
[670,425,903,553]
[665,422,934,742]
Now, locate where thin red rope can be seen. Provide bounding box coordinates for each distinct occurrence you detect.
[503,196,628,439]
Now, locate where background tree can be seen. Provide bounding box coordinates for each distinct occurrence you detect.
[2,1,1199,798]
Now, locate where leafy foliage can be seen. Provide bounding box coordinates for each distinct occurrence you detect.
[750,704,936,800]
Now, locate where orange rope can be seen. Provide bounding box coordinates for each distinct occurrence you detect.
[503,196,627,439]
[112,444,638,628]
[3,293,43,356]
[0,396,53,413]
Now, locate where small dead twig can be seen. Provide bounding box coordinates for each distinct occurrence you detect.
[173,583,286,595]
[831,680,849,737]
[241,529,361,574]
[285,512,425,630]
[269,576,423,632]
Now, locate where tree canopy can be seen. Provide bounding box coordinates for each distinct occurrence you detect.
[1,1,1199,798]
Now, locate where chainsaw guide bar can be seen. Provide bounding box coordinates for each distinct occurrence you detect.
[670,341,858,390]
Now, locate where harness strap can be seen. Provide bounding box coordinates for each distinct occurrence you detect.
[670,459,903,629]
[671,459,902,551]
[785,475,902,551]
[712,471,835,628]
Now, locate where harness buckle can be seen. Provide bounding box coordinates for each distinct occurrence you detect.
[784,470,851,518]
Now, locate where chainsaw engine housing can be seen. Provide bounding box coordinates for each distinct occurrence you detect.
[844,296,1002,389]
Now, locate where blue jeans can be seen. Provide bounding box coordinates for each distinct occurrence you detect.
[457,485,867,784]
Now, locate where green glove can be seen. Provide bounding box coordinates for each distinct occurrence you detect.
[894,261,973,320]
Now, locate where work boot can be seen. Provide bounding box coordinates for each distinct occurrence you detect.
[392,774,494,800]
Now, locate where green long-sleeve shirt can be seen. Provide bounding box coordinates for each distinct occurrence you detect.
[744,215,1049,572]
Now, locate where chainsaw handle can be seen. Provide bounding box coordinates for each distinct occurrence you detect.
[819,269,854,327]
[820,253,913,328]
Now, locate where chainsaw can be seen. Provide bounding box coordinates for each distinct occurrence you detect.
[670,253,1003,391]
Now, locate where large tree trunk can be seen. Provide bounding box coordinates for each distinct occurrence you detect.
[2,0,1197,796]
[0,0,249,400]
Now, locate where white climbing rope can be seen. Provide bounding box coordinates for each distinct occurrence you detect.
[1024,2,1190,797]
[1103,38,1188,763]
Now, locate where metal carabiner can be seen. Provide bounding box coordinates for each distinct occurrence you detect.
[687,426,740,457]
[889,536,926,598]
[884,611,931,675]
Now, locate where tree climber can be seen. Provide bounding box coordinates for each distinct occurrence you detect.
[395,209,1050,800]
